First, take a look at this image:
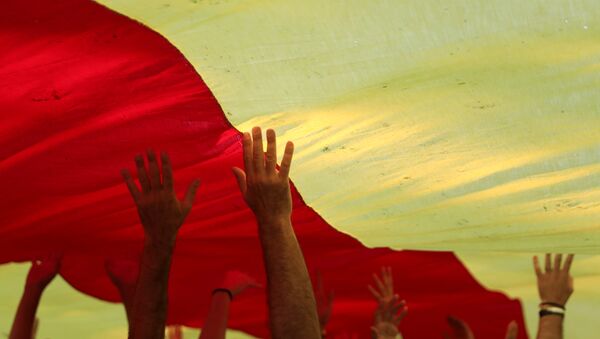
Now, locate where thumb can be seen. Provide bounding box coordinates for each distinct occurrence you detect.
[182,179,201,214]
[232,167,247,195]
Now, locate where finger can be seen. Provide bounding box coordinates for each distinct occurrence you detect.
[368,284,382,300]
[278,141,294,179]
[545,253,552,273]
[533,256,543,278]
[265,129,277,174]
[373,273,386,295]
[384,266,394,295]
[182,179,201,215]
[121,169,141,202]
[563,254,575,273]
[393,310,407,325]
[231,167,247,196]
[134,154,150,193]
[146,149,161,189]
[241,132,255,182]
[504,321,518,339]
[554,254,563,273]
[161,152,174,192]
[252,127,264,175]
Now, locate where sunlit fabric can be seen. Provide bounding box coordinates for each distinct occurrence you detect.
[0,1,525,338]
[92,1,600,337]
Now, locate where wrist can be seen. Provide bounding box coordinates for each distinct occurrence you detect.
[256,214,291,229]
[144,236,176,253]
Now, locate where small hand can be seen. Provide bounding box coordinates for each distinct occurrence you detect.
[121,150,200,247]
[232,127,294,225]
[26,254,61,289]
[368,267,403,311]
[219,270,261,297]
[315,271,334,330]
[368,267,407,339]
[533,254,574,306]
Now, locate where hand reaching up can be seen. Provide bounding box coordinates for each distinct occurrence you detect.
[121,150,200,247]
[368,267,407,339]
[533,254,574,307]
[232,127,294,225]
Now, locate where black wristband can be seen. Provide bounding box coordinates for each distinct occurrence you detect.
[540,302,565,310]
[212,288,233,300]
[539,309,564,318]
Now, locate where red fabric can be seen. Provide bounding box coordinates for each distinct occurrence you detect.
[0,1,527,338]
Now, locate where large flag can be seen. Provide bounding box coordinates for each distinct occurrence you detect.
[1,0,598,337]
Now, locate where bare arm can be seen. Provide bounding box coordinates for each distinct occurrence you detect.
[199,271,259,339]
[10,256,60,339]
[534,254,574,339]
[232,127,320,339]
[122,151,200,339]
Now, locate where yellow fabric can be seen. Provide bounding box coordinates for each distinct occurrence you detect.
[97,0,600,252]
[89,1,599,337]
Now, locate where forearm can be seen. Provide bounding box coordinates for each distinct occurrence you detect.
[199,292,231,339]
[537,315,563,339]
[259,217,320,339]
[129,240,174,339]
[10,284,44,339]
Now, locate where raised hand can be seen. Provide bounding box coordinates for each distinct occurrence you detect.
[533,254,574,339]
[232,127,294,225]
[232,127,320,339]
[368,267,407,339]
[26,254,61,289]
[121,150,200,247]
[122,150,200,339]
[533,254,574,306]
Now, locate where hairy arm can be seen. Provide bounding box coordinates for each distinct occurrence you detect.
[232,127,320,339]
[122,151,200,339]
[10,256,60,339]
